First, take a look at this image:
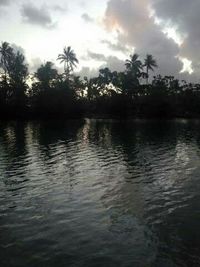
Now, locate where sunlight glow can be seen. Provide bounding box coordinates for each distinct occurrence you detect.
[180,58,193,74]
[163,27,183,46]
[149,7,184,47]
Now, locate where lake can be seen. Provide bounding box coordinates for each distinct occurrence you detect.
[1,119,200,267]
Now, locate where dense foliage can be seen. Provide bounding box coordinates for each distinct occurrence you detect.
[0,41,200,119]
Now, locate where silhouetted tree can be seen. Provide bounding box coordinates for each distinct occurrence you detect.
[1,40,200,119]
[124,53,143,97]
[57,46,79,80]
[0,43,28,112]
[35,61,58,89]
[98,67,117,96]
[73,75,85,98]
[8,50,28,107]
[0,42,13,84]
[125,53,143,78]
[144,54,158,84]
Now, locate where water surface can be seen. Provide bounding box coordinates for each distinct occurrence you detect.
[1,119,200,267]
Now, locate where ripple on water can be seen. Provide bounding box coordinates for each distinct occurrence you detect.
[1,119,200,266]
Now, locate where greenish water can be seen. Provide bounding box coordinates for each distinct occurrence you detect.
[1,119,200,267]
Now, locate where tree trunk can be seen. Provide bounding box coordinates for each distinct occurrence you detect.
[146,66,149,85]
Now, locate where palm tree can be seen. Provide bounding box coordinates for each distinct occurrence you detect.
[57,46,79,79]
[0,42,13,83]
[144,54,158,85]
[125,53,143,78]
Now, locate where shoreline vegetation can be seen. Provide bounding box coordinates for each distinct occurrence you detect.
[0,41,200,120]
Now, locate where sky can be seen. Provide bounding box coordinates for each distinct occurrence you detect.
[0,0,199,81]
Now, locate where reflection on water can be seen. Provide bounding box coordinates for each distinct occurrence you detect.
[1,119,200,266]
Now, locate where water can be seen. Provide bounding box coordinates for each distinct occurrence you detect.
[1,119,200,267]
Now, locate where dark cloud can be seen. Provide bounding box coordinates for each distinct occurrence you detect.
[81,13,94,23]
[77,56,125,78]
[87,51,106,61]
[0,0,11,6]
[101,39,130,53]
[21,3,56,29]
[150,0,200,75]
[100,56,125,72]
[85,50,126,72]
[79,51,125,77]
[150,0,192,25]
[104,0,182,77]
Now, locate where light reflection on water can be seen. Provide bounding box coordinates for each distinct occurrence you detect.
[1,119,200,266]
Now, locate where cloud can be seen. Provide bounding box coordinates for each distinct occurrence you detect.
[79,1,86,8]
[79,50,125,77]
[21,3,56,29]
[53,5,67,13]
[150,0,200,76]
[100,56,125,72]
[104,0,182,77]
[84,50,125,73]
[11,43,25,55]
[0,0,11,6]
[101,39,131,53]
[103,0,200,79]
[81,13,94,23]
[77,66,99,78]
[29,57,43,73]
[87,51,107,61]
[0,0,12,14]
[77,59,124,79]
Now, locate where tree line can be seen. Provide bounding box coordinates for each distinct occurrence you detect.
[0,41,200,119]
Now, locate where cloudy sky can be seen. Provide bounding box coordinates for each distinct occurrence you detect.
[0,0,199,81]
